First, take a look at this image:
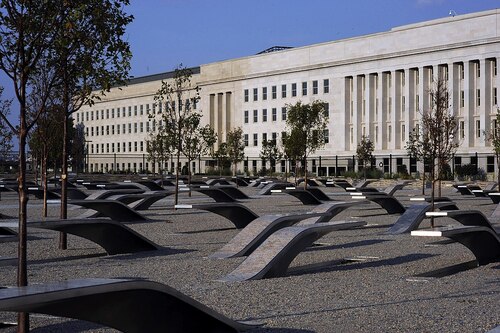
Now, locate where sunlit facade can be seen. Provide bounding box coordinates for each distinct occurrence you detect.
[77,9,500,176]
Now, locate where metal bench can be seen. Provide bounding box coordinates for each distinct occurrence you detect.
[210,200,368,259]
[425,210,497,232]
[84,189,145,200]
[0,219,159,255]
[112,192,172,210]
[411,225,500,265]
[257,182,294,195]
[280,188,324,205]
[220,220,366,281]
[351,194,406,214]
[69,200,150,222]
[192,187,238,202]
[0,278,258,332]
[214,186,250,200]
[175,203,258,229]
[386,201,459,235]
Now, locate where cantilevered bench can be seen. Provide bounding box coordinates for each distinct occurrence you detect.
[175,203,258,229]
[112,192,172,210]
[84,189,145,200]
[210,200,368,259]
[192,187,238,202]
[456,184,482,195]
[257,182,294,195]
[424,210,498,232]
[386,201,459,235]
[351,194,406,214]
[0,278,258,332]
[214,186,250,200]
[0,219,159,255]
[220,220,367,282]
[411,225,500,265]
[278,188,324,205]
[70,200,150,222]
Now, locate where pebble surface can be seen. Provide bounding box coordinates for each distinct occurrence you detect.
[0,180,498,332]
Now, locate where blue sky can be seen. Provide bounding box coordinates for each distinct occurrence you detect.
[126,0,500,77]
[1,0,499,116]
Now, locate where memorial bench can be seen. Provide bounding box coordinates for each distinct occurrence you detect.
[386,201,459,235]
[175,203,258,229]
[69,200,150,222]
[192,187,238,202]
[0,278,258,332]
[0,219,159,255]
[220,220,367,282]
[210,200,368,259]
[411,225,500,265]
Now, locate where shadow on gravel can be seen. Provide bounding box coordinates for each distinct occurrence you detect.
[104,247,196,261]
[304,238,391,252]
[29,253,105,265]
[179,227,237,234]
[288,253,436,276]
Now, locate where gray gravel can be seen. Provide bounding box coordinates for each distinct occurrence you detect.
[0,181,498,332]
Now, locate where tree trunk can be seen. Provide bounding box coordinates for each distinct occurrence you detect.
[42,147,48,218]
[303,156,308,190]
[59,74,69,250]
[18,116,29,333]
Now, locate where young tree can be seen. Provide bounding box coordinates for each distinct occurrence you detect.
[0,2,65,329]
[212,142,229,176]
[146,129,173,181]
[260,139,283,175]
[154,65,200,205]
[356,135,374,179]
[183,115,216,188]
[51,0,133,250]
[484,108,500,186]
[405,78,459,224]
[284,101,329,188]
[226,127,245,176]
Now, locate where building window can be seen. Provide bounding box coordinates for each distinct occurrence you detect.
[487,156,495,173]
[244,110,249,124]
[134,123,137,133]
[477,89,481,107]
[271,132,277,143]
[262,133,267,142]
[494,87,498,105]
[302,82,307,96]
[281,84,286,98]
[244,89,249,102]
[128,142,131,152]
[253,109,258,123]
[272,108,277,121]
[262,109,267,122]
[323,79,329,93]
[262,87,267,100]
[140,105,143,115]
[460,90,465,108]
[476,119,481,138]
[140,141,144,152]
[292,83,297,97]
[323,103,329,117]
[140,122,144,133]
[134,106,137,116]
[272,86,277,99]
[281,107,287,121]
[323,129,329,143]
[388,125,392,142]
[134,141,138,152]
[253,88,258,101]
[312,80,318,94]
[244,134,248,147]
[128,123,131,134]
[401,124,406,141]
[253,133,258,146]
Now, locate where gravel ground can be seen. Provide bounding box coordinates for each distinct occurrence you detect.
[0,180,498,332]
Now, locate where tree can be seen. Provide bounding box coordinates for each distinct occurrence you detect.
[212,142,229,176]
[226,127,245,176]
[484,108,500,186]
[0,3,65,329]
[50,0,132,250]
[284,101,329,188]
[183,115,216,188]
[405,78,459,224]
[154,65,200,205]
[260,139,283,175]
[146,128,173,181]
[28,105,65,217]
[356,135,374,179]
